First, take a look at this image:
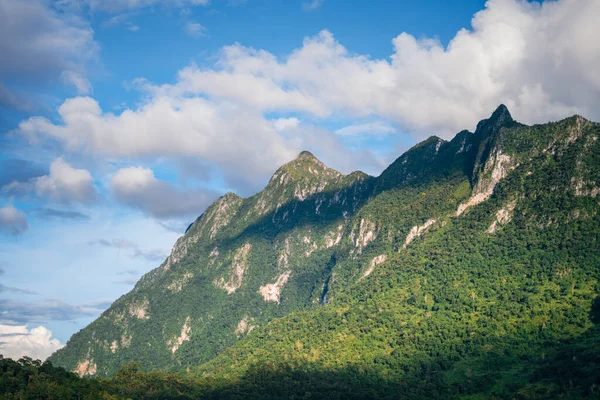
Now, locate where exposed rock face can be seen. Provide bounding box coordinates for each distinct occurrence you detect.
[74,348,97,377]
[203,193,244,239]
[164,232,200,271]
[168,317,191,354]
[303,235,318,257]
[325,225,344,248]
[259,272,291,303]
[74,359,97,377]
[486,200,518,233]
[235,316,256,337]
[49,106,600,379]
[208,247,219,266]
[278,238,291,269]
[167,272,194,293]
[128,298,150,320]
[163,192,242,272]
[403,219,436,248]
[215,243,252,294]
[121,334,132,348]
[360,254,387,280]
[567,115,591,144]
[457,150,516,216]
[351,219,376,254]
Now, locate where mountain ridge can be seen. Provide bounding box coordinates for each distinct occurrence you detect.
[48,105,600,397]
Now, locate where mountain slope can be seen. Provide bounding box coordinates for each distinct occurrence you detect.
[49,106,600,398]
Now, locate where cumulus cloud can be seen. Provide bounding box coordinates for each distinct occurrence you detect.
[34,159,96,204]
[185,22,207,37]
[18,97,297,190]
[0,206,28,236]
[111,166,220,219]
[0,324,63,361]
[16,97,381,192]
[150,0,600,135]
[273,117,301,132]
[4,158,97,205]
[0,0,98,97]
[15,0,599,193]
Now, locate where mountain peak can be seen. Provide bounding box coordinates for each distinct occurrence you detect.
[277,150,335,176]
[490,104,513,124]
[475,104,515,135]
[297,150,317,160]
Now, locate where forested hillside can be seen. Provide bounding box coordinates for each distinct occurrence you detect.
[34,105,600,398]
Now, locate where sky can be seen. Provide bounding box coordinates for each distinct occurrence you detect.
[1,0,599,361]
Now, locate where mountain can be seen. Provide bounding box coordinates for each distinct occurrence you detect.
[48,106,600,398]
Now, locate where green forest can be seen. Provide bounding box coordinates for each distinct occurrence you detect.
[3,107,600,399]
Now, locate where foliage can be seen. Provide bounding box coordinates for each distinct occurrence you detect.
[29,106,600,398]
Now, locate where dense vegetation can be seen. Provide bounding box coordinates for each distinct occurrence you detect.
[3,323,600,400]
[5,105,596,398]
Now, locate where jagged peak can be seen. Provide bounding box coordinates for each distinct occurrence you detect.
[287,150,329,170]
[568,114,591,126]
[184,191,244,235]
[476,104,515,133]
[346,170,370,180]
[427,135,446,143]
[220,191,243,202]
[491,104,513,122]
[297,150,318,160]
[268,151,341,185]
[202,191,243,214]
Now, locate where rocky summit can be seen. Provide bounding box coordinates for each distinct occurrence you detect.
[48,105,600,398]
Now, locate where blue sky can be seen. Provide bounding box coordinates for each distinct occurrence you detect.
[1,0,599,360]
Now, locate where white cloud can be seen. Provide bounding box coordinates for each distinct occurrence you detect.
[88,0,210,13]
[336,121,396,137]
[302,0,322,12]
[4,158,97,205]
[0,0,97,94]
[35,158,96,204]
[185,22,207,37]
[0,324,63,361]
[15,0,599,194]
[18,97,297,190]
[272,117,300,132]
[61,70,93,94]
[111,166,220,219]
[0,206,28,236]
[149,0,600,136]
